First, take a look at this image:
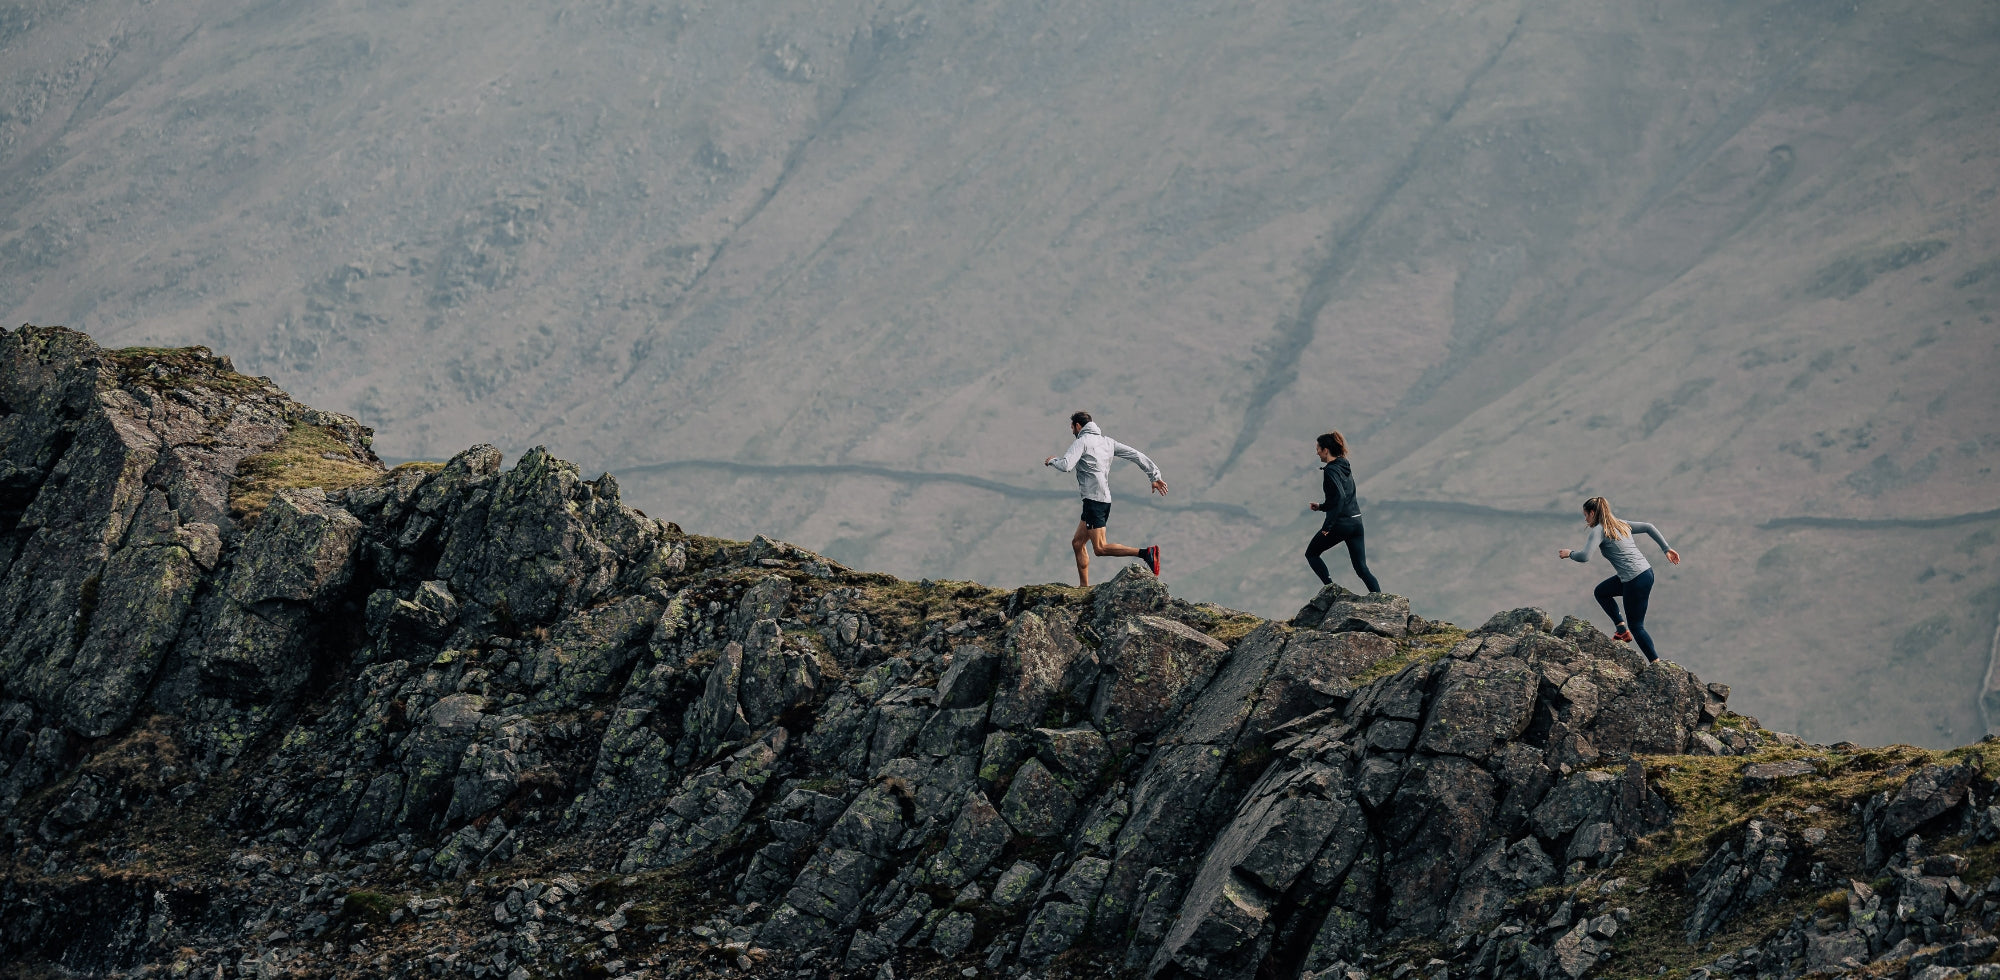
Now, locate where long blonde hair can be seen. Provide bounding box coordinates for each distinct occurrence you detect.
[1583,496,1631,540]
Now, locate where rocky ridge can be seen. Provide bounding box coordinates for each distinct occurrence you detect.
[5,323,2000,980]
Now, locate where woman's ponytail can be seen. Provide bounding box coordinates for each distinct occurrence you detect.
[1584,496,1632,540]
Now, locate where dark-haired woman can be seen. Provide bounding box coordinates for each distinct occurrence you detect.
[1306,431,1381,593]
[1557,495,1680,662]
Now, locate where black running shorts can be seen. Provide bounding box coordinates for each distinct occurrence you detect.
[1080,499,1111,529]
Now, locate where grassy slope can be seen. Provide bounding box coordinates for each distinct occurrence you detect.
[1604,735,2000,978]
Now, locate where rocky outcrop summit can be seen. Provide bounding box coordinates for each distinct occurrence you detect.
[4,323,2000,980]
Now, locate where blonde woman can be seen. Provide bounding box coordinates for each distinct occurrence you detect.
[1557,496,1680,661]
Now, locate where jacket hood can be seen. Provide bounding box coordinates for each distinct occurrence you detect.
[1080,421,1102,436]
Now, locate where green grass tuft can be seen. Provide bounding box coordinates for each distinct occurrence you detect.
[1348,624,1470,685]
[230,423,385,518]
[1204,612,1267,644]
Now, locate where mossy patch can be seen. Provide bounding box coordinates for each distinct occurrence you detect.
[1009,582,1093,611]
[1203,611,1267,645]
[672,535,739,578]
[230,422,385,518]
[342,889,398,925]
[77,714,188,795]
[108,345,268,394]
[71,572,100,649]
[1347,624,1470,686]
[844,577,1013,645]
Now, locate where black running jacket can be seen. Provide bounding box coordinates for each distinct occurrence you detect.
[1320,458,1360,521]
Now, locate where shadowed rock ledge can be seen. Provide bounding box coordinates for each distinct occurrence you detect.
[5,323,2000,980]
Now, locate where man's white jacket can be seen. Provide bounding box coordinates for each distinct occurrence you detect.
[1047,422,1162,503]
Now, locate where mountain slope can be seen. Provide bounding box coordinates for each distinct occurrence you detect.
[3,0,1998,746]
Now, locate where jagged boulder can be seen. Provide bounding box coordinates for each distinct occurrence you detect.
[1685,819,1797,942]
[1415,653,1539,760]
[1150,762,1361,978]
[0,327,380,744]
[1861,763,1981,867]
[1293,585,1412,638]
[1447,837,1558,934]
[430,447,659,633]
[1091,614,1231,736]
[991,607,1092,729]
[927,790,1012,888]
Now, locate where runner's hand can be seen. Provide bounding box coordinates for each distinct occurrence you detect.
[1045,456,1057,466]
[1151,480,1169,496]
[1666,548,1681,565]
[1309,502,1321,512]
[1558,549,1571,559]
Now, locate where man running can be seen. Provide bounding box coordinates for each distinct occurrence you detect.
[1044,411,1167,586]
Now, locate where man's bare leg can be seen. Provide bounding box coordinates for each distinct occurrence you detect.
[1073,525,1145,586]
[1090,527,1144,559]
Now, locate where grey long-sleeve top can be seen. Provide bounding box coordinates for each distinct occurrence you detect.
[1567,521,1672,582]
[1047,421,1162,503]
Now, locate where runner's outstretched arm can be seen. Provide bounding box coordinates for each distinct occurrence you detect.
[1046,437,1087,471]
[1112,440,1168,494]
[1627,521,1683,564]
[1559,526,1604,562]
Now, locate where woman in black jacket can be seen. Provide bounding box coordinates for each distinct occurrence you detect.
[1306,431,1381,593]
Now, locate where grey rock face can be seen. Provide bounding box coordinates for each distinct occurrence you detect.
[1858,762,1984,870]
[1151,765,1357,978]
[927,790,1011,888]
[1415,655,1538,760]
[990,608,1090,729]
[1000,758,1079,838]
[1881,764,1978,841]
[1091,614,1231,736]
[1685,820,1795,942]
[1475,608,1555,637]
[0,328,380,743]
[936,645,1000,709]
[990,861,1044,910]
[193,488,363,704]
[1250,629,1395,732]
[1448,837,1556,934]
[1293,586,1412,638]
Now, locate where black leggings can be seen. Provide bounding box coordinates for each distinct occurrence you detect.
[1306,518,1380,593]
[1593,569,1657,661]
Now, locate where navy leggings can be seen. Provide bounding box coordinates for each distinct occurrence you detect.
[1306,518,1381,593]
[1593,569,1657,661]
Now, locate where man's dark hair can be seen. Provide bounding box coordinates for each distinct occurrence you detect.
[1070,411,1093,427]
[1317,431,1347,457]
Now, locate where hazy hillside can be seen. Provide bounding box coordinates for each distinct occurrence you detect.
[4,0,1997,746]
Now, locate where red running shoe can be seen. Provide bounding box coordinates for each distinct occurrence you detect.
[1145,545,1161,576]
[1613,627,1634,643]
